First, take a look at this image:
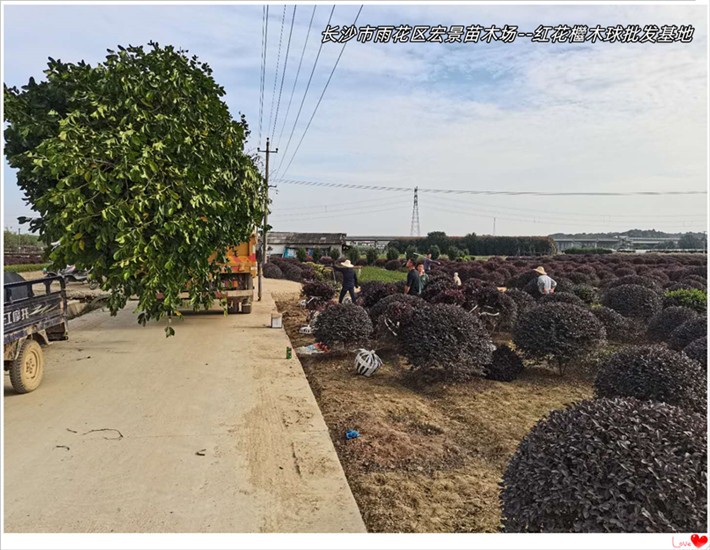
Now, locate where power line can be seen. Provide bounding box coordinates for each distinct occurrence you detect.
[267,5,287,140]
[272,203,411,223]
[272,6,336,179]
[273,177,707,197]
[424,202,707,231]
[275,6,317,148]
[271,5,297,140]
[426,192,706,222]
[257,5,269,149]
[271,191,404,212]
[278,5,364,180]
[272,196,409,218]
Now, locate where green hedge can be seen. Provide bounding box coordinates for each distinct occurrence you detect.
[664,289,707,313]
[563,247,613,255]
[3,263,51,273]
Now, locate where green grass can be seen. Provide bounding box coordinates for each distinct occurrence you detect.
[358,266,407,283]
[4,263,50,273]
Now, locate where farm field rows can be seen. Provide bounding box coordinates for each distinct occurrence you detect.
[272,252,707,533]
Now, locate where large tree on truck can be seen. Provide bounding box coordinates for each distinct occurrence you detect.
[4,42,263,335]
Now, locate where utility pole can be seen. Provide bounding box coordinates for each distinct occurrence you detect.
[493,217,496,236]
[410,187,421,237]
[257,137,278,301]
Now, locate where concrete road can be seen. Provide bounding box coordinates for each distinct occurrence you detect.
[3,279,365,533]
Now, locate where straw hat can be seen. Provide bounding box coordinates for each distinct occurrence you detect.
[534,266,547,275]
[341,260,354,268]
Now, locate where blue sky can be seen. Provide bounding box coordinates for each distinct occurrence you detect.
[3,2,708,237]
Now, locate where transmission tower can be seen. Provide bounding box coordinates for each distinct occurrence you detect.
[410,186,421,236]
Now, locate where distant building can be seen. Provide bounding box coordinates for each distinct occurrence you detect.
[267,232,346,258]
[551,235,681,251]
[345,236,420,250]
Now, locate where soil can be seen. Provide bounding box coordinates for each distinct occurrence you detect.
[277,297,596,533]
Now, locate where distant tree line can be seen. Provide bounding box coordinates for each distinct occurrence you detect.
[387,232,557,257]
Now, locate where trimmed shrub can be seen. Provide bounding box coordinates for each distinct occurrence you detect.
[368,293,425,327]
[279,262,303,282]
[374,258,388,268]
[485,345,524,382]
[313,303,373,348]
[646,306,698,342]
[429,245,440,260]
[421,276,456,302]
[365,248,378,265]
[513,303,606,372]
[430,288,466,306]
[668,317,707,351]
[295,248,307,262]
[466,286,518,332]
[374,300,418,345]
[664,288,707,313]
[539,291,586,307]
[386,247,400,261]
[594,345,706,413]
[302,280,335,301]
[263,262,283,279]
[571,284,597,305]
[399,304,494,383]
[605,275,661,292]
[684,337,707,368]
[358,280,396,309]
[501,398,707,532]
[318,255,334,265]
[591,306,640,342]
[504,288,536,315]
[601,284,662,322]
[405,245,418,260]
[385,259,402,271]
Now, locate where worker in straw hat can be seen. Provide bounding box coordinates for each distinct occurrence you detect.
[331,259,360,303]
[534,266,557,295]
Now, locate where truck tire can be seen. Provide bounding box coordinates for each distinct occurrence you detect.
[10,339,44,394]
[241,302,252,314]
[227,299,240,315]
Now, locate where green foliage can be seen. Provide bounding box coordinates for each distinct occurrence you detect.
[347,246,360,263]
[358,266,407,283]
[295,248,307,262]
[678,233,706,250]
[664,288,707,313]
[429,244,440,260]
[365,247,378,265]
[563,247,613,254]
[386,247,400,261]
[3,230,41,249]
[3,263,51,273]
[447,246,461,261]
[311,248,323,262]
[404,244,417,261]
[4,43,263,333]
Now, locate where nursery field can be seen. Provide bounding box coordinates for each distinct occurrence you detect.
[270,251,707,533]
[278,299,596,532]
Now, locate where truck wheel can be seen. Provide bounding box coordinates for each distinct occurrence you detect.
[10,339,45,394]
[241,303,252,314]
[227,299,240,315]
